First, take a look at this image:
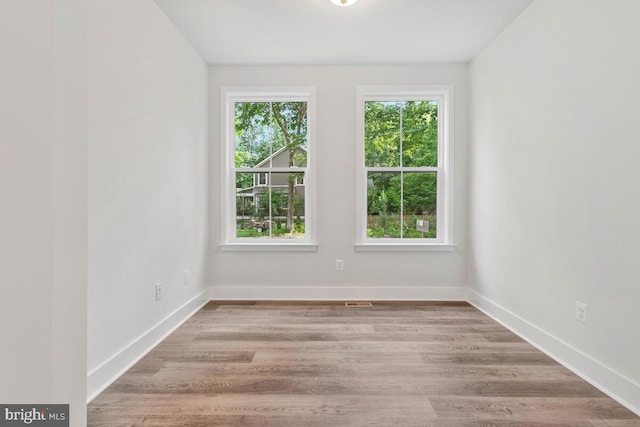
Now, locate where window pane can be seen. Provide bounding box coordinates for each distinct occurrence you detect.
[367,172,401,238]
[271,102,308,168]
[235,101,308,169]
[402,101,438,167]
[269,172,305,238]
[365,102,400,167]
[235,102,273,168]
[402,173,437,239]
[236,173,260,237]
[236,171,305,239]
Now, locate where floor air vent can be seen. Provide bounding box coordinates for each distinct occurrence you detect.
[345,301,372,307]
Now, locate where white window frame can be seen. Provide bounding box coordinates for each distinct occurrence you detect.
[220,87,317,251]
[255,172,268,187]
[355,86,455,251]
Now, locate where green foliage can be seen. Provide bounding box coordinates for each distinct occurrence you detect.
[235,102,276,167]
[403,173,437,215]
[367,173,437,216]
[367,214,437,239]
[236,196,254,216]
[257,190,287,217]
[235,101,307,168]
[235,172,253,191]
[293,195,305,216]
[364,101,438,167]
[364,102,401,167]
[272,102,308,155]
[401,101,438,167]
[236,226,305,238]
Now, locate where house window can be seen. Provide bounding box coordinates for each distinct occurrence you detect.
[256,173,268,187]
[356,87,453,247]
[222,89,315,246]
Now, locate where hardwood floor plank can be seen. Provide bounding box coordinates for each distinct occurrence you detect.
[152,361,580,382]
[421,351,557,365]
[251,350,425,365]
[429,396,638,421]
[108,377,294,395]
[155,340,540,356]
[90,393,435,417]
[194,331,491,342]
[143,350,255,364]
[589,421,640,426]
[286,378,606,398]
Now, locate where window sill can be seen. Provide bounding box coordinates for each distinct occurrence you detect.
[354,242,455,252]
[219,242,319,252]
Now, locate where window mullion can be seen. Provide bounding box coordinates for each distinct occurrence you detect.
[268,102,273,238]
[366,167,405,173]
[399,103,404,239]
[267,172,272,238]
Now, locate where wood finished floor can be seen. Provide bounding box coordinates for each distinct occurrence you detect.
[88,302,640,426]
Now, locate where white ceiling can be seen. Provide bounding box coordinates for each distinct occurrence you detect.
[154,0,534,65]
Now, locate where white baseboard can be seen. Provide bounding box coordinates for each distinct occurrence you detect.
[86,289,209,402]
[209,285,468,301]
[467,290,640,416]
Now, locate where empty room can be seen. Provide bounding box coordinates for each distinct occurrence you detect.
[1,0,639,426]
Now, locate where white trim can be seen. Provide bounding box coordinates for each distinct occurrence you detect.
[354,243,456,252]
[220,87,317,246]
[238,167,306,174]
[86,289,209,402]
[355,86,455,247]
[209,285,468,301]
[468,290,640,417]
[219,242,318,252]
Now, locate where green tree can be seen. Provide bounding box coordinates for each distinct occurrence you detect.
[403,173,437,215]
[365,101,437,168]
[401,101,438,167]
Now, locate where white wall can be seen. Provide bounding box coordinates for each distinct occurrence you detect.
[87,0,209,399]
[469,0,640,411]
[0,0,87,425]
[210,65,468,300]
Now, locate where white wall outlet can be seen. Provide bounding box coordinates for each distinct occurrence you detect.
[336,259,344,271]
[155,283,163,301]
[576,301,587,323]
[184,270,189,286]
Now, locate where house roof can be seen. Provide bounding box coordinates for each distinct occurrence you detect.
[254,145,307,169]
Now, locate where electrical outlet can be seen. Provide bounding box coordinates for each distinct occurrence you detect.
[576,301,587,323]
[184,270,190,286]
[336,259,344,271]
[155,283,163,301]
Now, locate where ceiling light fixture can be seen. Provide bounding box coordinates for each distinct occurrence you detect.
[329,0,359,6]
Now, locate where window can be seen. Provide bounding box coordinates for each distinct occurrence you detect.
[356,87,453,249]
[221,88,316,248]
[255,173,268,187]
